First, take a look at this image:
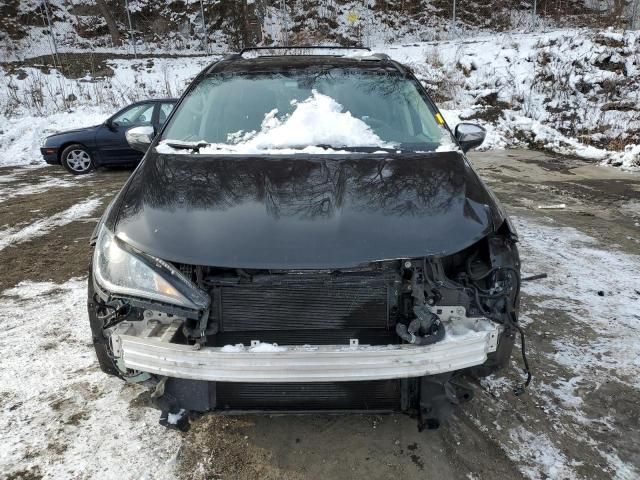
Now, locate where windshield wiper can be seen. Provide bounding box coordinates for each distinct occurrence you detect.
[164,140,211,152]
[312,145,402,153]
[160,142,407,154]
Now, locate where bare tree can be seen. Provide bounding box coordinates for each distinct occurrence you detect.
[631,0,640,28]
[95,0,121,46]
[617,0,628,15]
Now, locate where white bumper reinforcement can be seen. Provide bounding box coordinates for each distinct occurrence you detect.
[112,319,502,382]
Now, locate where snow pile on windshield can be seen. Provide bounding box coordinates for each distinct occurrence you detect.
[157,91,395,155]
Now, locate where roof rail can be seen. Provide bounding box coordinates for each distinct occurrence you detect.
[239,46,371,55]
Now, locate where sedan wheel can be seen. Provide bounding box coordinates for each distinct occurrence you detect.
[61,144,94,174]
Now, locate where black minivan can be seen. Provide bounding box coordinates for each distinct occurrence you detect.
[88,48,525,430]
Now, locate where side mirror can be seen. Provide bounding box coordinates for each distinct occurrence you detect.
[455,123,486,152]
[126,125,154,153]
[104,118,115,130]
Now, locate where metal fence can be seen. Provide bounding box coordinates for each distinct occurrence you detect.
[2,0,638,72]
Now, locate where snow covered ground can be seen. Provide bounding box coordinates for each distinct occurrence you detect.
[517,218,640,388]
[0,278,180,479]
[1,29,638,169]
[1,214,638,479]
[478,216,640,480]
[0,155,639,479]
[0,197,101,251]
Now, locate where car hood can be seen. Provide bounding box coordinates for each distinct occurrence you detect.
[110,151,505,269]
[46,125,100,139]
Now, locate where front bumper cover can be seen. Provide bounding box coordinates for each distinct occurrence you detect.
[111,319,502,382]
[40,147,59,164]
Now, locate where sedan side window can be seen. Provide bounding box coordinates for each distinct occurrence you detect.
[112,103,155,126]
[158,103,175,126]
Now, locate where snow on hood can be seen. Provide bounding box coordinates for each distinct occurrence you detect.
[157,91,396,155]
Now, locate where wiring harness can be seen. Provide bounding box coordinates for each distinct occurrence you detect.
[463,258,531,394]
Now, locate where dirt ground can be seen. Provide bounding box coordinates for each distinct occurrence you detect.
[1,150,639,480]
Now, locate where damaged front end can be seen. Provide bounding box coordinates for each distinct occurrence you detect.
[90,222,525,431]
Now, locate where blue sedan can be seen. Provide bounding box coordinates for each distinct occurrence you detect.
[41,99,177,174]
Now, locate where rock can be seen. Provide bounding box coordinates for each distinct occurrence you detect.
[477,91,499,106]
[601,101,635,112]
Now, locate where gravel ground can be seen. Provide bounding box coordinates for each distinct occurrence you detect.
[0,150,639,480]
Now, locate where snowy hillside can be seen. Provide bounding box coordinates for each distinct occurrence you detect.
[1,0,627,58]
[385,29,640,168]
[1,28,638,169]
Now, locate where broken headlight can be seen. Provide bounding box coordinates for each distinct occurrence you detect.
[93,226,209,310]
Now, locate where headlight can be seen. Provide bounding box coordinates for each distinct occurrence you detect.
[93,227,209,310]
[504,215,519,240]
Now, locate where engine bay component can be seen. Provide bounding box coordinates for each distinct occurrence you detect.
[395,306,445,346]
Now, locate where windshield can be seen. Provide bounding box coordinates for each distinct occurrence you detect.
[160,69,455,154]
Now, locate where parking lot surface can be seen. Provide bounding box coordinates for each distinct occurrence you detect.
[1,150,639,479]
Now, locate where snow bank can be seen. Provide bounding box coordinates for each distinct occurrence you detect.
[0,56,210,167]
[0,56,210,118]
[0,108,108,168]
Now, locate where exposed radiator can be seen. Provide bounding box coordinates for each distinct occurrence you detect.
[209,278,395,346]
[220,283,388,330]
[215,381,401,411]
